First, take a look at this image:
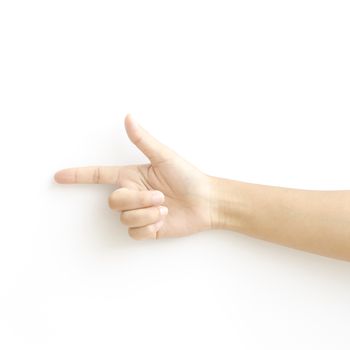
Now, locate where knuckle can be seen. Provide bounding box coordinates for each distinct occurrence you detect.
[108,189,126,210]
[108,193,119,209]
[108,194,114,209]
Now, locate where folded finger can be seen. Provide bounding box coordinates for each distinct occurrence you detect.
[108,188,165,211]
[128,221,165,240]
[120,206,168,228]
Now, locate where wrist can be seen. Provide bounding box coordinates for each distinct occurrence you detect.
[209,176,251,232]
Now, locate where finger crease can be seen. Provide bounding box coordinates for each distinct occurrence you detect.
[93,167,101,184]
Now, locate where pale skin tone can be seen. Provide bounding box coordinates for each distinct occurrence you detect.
[54,114,350,261]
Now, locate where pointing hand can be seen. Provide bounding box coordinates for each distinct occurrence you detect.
[54,114,213,240]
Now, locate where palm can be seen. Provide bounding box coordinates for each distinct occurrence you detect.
[117,156,211,237]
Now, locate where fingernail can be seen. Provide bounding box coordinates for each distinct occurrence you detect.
[151,191,164,205]
[159,206,168,216]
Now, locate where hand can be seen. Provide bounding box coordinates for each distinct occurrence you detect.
[54,114,213,240]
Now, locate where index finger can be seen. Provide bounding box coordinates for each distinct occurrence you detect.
[54,166,121,185]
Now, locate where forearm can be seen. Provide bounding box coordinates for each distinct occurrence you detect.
[209,176,350,261]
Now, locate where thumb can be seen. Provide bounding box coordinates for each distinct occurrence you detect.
[124,114,175,164]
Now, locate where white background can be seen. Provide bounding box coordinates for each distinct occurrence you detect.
[1,1,350,349]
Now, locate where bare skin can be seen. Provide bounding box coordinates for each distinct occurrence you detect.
[55,114,350,261]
